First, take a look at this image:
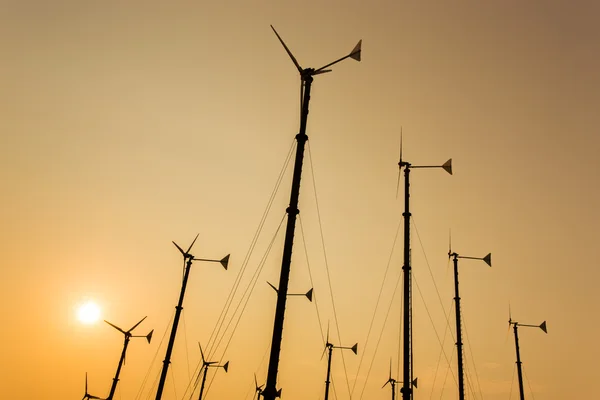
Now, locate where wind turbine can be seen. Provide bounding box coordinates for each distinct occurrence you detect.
[396,134,452,400]
[196,342,229,400]
[262,25,361,400]
[322,326,358,400]
[448,236,491,400]
[382,359,417,400]
[103,316,153,400]
[154,234,230,400]
[508,310,547,400]
[82,372,103,400]
[254,373,264,400]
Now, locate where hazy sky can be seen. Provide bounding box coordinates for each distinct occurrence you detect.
[1,1,599,399]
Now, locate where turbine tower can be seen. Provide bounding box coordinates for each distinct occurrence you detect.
[397,135,452,400]
[154,234,229,400]
[509,311,547,400]
[448,243,491,400]
[104,316,153,400]
[261,25,361,400]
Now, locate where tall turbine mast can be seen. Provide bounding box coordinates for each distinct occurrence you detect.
[448,242,491,400]
[508,311,547,400]
[262,26,361,400]
[104,316,153,400]
[154,235,230,400]
[397,136,452,400]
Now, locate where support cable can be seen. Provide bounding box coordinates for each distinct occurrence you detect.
[206,139,296,358]
[307,141,351,398]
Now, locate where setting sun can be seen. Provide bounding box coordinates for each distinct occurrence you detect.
[77,301,101,324]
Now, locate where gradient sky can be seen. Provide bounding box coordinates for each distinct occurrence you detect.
[1,1,599,399]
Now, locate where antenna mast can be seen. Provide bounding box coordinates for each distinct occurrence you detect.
[262,26,361,400]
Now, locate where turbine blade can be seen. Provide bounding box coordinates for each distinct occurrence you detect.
[198,342,206,363]
[350,40,362,61]
[104,320,126,334]
[220,254,230,270]
[128,316,147,333]
[389,358,392,380]
[442,158,453,175]
[395,128,403,199]
[186,233,199,254]
[254,373,258,389]
[483,253,492,267]
[270,25,302,74]
[172,241,186,256]
[382,380,389,388]
[448,228,452,256]
[267,281,278,293]
[313,69,332,75]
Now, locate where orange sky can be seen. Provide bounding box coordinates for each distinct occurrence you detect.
[1,1,599,399]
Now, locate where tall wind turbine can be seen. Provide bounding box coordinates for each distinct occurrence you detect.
[196,343,229,400]
[508,310,547,400]
[104,316,153,400]
[396,135,452,400]
[448,239,491,400]
[262,25,361,400]
[154,234,230,400]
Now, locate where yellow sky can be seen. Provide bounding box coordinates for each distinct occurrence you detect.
[1,1,599,399]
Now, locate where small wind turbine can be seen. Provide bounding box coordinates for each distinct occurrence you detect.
[196,342,229,400]
[262,25,361,400]
[104,316,153,400]
[82,372,103,400]
[396,134,452,400]
[254,373,264,400]
[155,234,230,400]
[382,359,417,400]
[508,309,547,400]
[448,235,491,400]
[321,326,357,400]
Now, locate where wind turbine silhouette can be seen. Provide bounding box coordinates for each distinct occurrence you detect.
[382,359,417,400]
[262,25,360,400]
[81,372,102,400]
[154,234,229,400]
[321,325,357,400]
[254,373,264,400]
[196,342,229,400]
[508,308,547,400]
[103,316,153,400]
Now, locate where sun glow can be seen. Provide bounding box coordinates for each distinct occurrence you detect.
[77,301,101,324]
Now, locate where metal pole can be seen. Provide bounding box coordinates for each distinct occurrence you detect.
[513,325,525,400]
[198,366,209,400]
[106,336,130,400]
[155,258,193,400]
[262,73,313,400]
[452,254,465,400]
[391,380,396,400]
[324,345,333,400]
[401,165,412,400]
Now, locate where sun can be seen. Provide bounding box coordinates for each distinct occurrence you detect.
[77,301,101,324]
